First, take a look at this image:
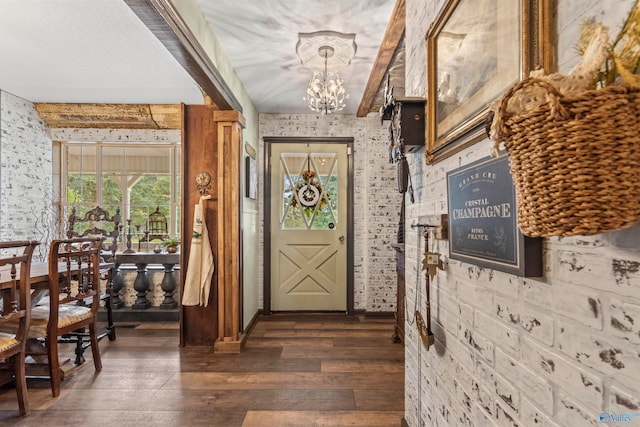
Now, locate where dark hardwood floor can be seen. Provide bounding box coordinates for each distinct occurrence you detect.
[0,315,404,426]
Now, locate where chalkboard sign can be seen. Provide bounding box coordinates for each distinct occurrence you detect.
[446,155,541,276]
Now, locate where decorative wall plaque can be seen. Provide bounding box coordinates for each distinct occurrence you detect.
[446,154,542,276]
[245,142,257,159]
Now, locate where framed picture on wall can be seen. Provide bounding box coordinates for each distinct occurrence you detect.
[446,154,542,276]
[245,155,258,199]
[425,0,554,164]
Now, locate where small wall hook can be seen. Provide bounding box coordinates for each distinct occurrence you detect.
[196,171,212,196]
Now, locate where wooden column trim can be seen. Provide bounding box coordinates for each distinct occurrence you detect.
[214,112,245,353]
[213,110,247,128]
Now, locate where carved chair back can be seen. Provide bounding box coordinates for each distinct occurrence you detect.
[67,206,121,261]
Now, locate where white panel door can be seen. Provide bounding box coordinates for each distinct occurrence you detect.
[270,143,348,311]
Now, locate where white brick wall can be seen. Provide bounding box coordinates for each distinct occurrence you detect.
[258,113,401,312]
[0,90,53,261]
[50,128,181,143]
[404,0,640,426]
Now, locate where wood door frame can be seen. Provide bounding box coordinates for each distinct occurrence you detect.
[263,137,355,314]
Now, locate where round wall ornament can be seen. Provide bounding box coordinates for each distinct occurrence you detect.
[297,184,320,207]
[290,168,329,211]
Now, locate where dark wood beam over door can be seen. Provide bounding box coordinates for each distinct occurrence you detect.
[125,0,242,112]
[356,0,405,117]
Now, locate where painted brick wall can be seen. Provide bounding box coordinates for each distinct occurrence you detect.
[258,113,401,312]
[0,90,53,261]
[51,128,181,143]
[403,1,640,426]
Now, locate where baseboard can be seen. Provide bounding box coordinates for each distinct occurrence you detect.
[212,311,261,354]
[258,309,395,319]
[350,309,395,318]
[243,310,262,336]
[364,310,395,318]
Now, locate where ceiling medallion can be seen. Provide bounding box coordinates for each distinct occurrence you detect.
[296,31,357,68]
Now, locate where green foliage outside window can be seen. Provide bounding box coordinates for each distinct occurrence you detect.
[283,175,338,230]
[68,174,122,205]
[129,175,172,236]
[65,143,180,247]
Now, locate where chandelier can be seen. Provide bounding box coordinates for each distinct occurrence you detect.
[304,46,348,114]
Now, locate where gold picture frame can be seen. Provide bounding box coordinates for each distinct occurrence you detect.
[425,0,554,164]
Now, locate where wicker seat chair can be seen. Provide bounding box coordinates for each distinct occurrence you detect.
[0,240,39,415]
[27,237,104,397]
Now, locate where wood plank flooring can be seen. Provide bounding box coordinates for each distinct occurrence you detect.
[0,315,404,426]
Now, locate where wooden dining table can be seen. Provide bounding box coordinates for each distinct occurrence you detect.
[0,261,48,289]
[0,262,57,318]
[0,261,114,290]
[0,259,116,321]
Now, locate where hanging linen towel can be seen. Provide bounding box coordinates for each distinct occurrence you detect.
[182,195,214,306]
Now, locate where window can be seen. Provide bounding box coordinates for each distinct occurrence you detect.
[280,152,338,230]
[63,142,181,247]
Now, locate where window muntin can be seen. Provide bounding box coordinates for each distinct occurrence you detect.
[62,143,181,246]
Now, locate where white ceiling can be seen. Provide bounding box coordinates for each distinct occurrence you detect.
[0,0,396,115]
[196,0,396,114]
[0,0,204,105]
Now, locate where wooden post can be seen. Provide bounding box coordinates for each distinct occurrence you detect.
[181,104,218,346]
[180,105,245,350]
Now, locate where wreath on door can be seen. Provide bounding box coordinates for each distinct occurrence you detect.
[291,170,328,210]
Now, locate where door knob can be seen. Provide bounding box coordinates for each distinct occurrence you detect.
[339,235,345,243]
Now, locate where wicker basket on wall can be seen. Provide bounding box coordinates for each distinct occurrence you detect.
[492,77,640,237]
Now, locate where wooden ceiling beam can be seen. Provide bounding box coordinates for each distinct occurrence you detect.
[356,0,406,117]
[356,0,405,117]
[124,0,242,112]
[34,103,182,129]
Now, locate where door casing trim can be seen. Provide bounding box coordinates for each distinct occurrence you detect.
[263,136,355,314]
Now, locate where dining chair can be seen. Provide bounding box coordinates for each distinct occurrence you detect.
[0,240,39,416]
[66,206,119,341]
[29,237,104,397]
[67,206,120,261]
